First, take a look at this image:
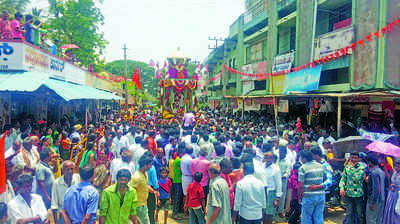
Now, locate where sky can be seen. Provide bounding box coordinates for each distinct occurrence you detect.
[31,0,244,64]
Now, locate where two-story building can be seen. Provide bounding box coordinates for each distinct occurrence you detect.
[204,0,400,134]
[0,40,120,125]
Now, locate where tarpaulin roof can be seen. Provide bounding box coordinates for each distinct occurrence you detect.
[44,78,120,101]
[0,72,120,101]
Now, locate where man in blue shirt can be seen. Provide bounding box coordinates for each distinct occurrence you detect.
[51,39,59,55]
[62,165,99,224]
[23,15,34,44]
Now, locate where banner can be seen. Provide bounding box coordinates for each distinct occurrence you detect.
[278,99,289,113]
[284,65,322,94]
[272,51,295,72]
[0,42,23,71]
[318,25,354,58]
[270,75,286,94]
[255,97,277,105]
[243,80,255,95]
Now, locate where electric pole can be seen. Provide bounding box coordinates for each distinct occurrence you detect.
[208,37,225,50]
[123,44,128,112]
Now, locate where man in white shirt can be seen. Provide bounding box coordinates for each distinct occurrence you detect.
[317,130,335,152]
[259,151,282,224]
[113,130,130,158]
[0,162,15,204]
[12,137,40,174]
[233,161,266,223]
[129,137,147,168]
[110,148,135,183]
[8,174,48,224]
[164,137,177,163]
[51,161,80,224]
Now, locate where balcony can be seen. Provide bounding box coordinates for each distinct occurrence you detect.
[277,0,297,12]
[243,0,268,34]
[229,16,242,38]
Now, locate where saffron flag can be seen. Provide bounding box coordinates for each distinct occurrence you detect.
[0,131,7,194]
[129,66,142,89]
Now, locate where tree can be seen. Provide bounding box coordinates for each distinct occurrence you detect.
[31,7,43,19]
[0,0,30,16]
[106,59,157,102]
[46,0,106,67]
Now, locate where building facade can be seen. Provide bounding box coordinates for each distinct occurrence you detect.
[204,0,400,133]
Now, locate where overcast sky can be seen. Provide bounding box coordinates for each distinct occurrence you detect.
[32,0,244,64]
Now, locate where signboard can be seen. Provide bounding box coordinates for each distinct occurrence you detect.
[241,61,267,81]
[269,75,286,94]
[244,99,260,111]
[0,42,86,84]
[272,51,295,72]
[318,26,354,58]
[284,65,322,94]
[0,42,23,71]
[243,80,255,95]
[278,99,289,113]
[255,97,277,105]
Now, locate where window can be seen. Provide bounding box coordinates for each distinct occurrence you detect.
[329,3,352,32]
[320,68,349,85]
[290,26,296,50]
[247,42,263,64]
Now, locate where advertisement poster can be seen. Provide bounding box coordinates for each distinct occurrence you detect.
[283,65,322,94]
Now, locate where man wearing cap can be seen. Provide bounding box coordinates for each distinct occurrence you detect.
[70,124,82,143]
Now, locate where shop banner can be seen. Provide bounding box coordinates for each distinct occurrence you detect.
[243,80,255,95]
[244,99,260,111]
[318,25,354,58]
[0,41,87,85]
[255,97,277,105]
[272,51,295,72]
[278,99,289,113]
[0,42,23,71]
[283,65,322,94]
[270,75,286,94]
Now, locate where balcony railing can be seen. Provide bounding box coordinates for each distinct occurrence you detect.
[244,0,267,25]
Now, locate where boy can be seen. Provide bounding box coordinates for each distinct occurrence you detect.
[156,167,172,224]
[185,172,206,224]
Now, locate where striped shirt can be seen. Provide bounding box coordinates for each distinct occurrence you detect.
[298,161,326,196]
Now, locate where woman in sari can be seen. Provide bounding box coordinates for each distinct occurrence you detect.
[383,159,400,224]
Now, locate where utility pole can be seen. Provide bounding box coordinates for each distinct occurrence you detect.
[208,37,225,50]
[123,44,128,112]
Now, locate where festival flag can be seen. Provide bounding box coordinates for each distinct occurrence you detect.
[0,131,7,194]
[163,61,167,68]
[129,66,142,89]
[206,64,209,73]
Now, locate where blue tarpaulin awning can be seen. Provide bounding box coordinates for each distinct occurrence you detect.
[0,72,120,101]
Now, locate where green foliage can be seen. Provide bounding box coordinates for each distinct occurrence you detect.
[0,0,31,16]
[31,7,43,19]
[105,60,154,78]
[46,0,106,67]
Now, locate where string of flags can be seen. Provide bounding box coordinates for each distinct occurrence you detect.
[203,17,400,84]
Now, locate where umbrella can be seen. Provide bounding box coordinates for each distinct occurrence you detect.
[366,141,400,158]
[60,44,79,49]
[333,136,372,153]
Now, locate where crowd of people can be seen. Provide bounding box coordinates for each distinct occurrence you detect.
[0,107,399,224]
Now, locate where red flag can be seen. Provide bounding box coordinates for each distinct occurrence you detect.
[0,131,7,194]
[130,66,142,89]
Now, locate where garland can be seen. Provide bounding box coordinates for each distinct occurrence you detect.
[158,80,198,92]
[204,18,400,83]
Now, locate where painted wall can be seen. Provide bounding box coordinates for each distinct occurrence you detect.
[385,0,400,89]
[351,0,379,90]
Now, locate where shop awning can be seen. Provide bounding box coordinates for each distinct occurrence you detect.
[0,72,120,101]
[44,78,120,101]
[0,72,49,92]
